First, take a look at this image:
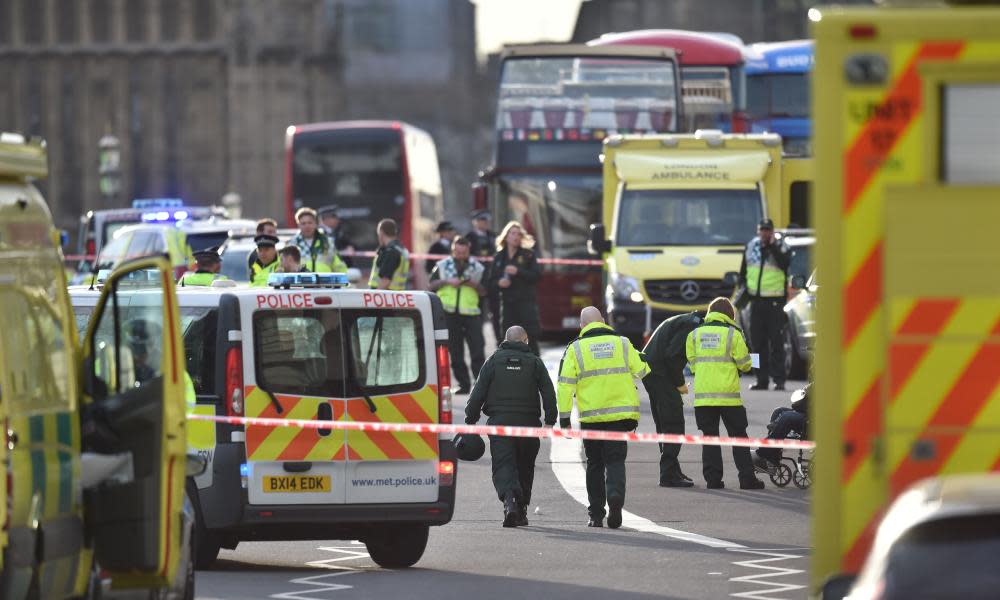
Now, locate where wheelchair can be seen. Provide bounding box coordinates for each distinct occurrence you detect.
[753,414,812,490]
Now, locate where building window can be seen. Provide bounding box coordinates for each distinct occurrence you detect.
[350,1,398,53]
[126,0,147,42]
[91,0,111,43]
[160,0,178,41]
[0,0,10,46]
[193,2,214,41]
[23,0,46,44]
[56,0,79,44]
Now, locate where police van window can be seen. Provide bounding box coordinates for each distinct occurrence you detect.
[181,307,217,395]
[252,310,345,397]
[344,309,424,393]
[0,289,73,411]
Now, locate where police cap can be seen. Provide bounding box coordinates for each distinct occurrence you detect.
[436,220,455,233]
[254,234,279,247]
[758,218,775,231]
[471,209,491,221]
[453,433,485,461]
[318,205,340,218]
[192,246,222,263]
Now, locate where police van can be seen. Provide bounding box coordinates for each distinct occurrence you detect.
[70,272,458,569]
[1,132,196,599]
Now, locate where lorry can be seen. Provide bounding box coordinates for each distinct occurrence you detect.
[810,0,1000,594]
[589,130,784,343]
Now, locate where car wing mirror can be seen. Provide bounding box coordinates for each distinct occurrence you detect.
[185,452,208,477]
[722,271,739,288]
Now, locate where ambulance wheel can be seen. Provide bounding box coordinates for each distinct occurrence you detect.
[769,462,792,487]
[365,524,429,568]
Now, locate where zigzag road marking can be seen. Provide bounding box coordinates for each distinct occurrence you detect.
[728,547,807,600]
[270,543,372,599]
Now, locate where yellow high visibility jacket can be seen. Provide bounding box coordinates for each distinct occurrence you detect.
[250,259,280,287]
[185,371,215,451]
[557,322,650,424]
[179,271,227,287]
[685,311,752,407]
[369,240,410,290]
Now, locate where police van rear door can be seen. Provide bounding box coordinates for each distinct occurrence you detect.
[342,290,440,504]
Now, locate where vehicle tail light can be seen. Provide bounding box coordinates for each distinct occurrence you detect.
[85,238,96,259]
[225,346,244,417]
[438,460,455,486]
[731,111,749,133]
[471,182,488,211]
[436,343,452,424]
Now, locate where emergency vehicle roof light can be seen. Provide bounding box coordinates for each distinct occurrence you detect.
[660,137,680,148]
[132,198,185,209]
[694,129,725,147]
[267,272,349,289]
[760,133,782,147]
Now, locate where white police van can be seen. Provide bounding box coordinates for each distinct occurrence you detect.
[70,273,457,569]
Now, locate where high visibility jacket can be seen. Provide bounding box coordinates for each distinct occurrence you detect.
[250,259,280,287]
[180,271,226,287]
[685,312,752,407]
[290,232,347,273]
[742,237,790,298]
[369,240,410,290]
[433,257,484,316]
[184,371,215,451]
[557,322,650,424]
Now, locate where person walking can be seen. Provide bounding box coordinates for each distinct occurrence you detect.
[467,210,500,345]
[558,306,650,529]
[179,247,227,286]
[465,326,557,528]
[249,234,281,287]
[739,218,791,391]
[426,221,457,274]
[490,221,541,356]
[685,297,765,490]
[290,207,348,273]
[429,236,486,395]
[641,311,705,487]
[369,218,410,290]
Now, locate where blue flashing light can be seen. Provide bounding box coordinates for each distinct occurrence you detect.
[173,210,189,220]
[240,463,249,477]
[268,272,349,289]
[132,198,185,209]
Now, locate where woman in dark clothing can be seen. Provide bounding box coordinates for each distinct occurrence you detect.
[489,221,542,356]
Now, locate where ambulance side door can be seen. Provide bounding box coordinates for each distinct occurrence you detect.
[81,257,187,587]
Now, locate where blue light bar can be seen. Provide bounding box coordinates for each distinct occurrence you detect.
[133,198,184,209]
[268,272,349,289]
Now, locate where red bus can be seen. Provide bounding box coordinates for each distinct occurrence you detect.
[476,44,682,333]
[285,121,444,263]
[589,30,747,133]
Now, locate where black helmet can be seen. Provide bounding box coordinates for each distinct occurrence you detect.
[454,434,485,462]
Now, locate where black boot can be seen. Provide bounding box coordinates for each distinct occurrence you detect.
[502,492,520,528]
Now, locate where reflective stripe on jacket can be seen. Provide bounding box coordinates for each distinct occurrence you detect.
[744,237,788,298]
[557,322,650,424]
[250,260,280,287]
[369,241,410,290]
[685,311,752,407]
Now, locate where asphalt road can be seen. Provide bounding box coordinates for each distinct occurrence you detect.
[195,340,811,600]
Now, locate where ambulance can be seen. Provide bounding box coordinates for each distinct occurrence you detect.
[589,130,784,342]
[70,272,458,569]
[810,1,1000,594]
[0,132,195,598]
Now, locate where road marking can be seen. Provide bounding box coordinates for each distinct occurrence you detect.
[541,348,744,550]
[270,544,371,599]
[727,547,807,600]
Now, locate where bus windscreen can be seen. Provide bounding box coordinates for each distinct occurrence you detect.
[747,73,809,119]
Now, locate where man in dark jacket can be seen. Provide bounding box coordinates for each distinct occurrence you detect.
[641,311,705,487]
[466,326,557,528]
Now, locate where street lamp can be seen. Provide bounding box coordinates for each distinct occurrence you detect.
[98,134,121,205]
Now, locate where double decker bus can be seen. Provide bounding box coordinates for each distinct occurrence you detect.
[589,30,747,133]
[745,39,814,156]
[476,44,682,333]
[285,121,444,261]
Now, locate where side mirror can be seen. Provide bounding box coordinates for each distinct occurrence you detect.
[471,182,488,211]
[185,452,208,477]
[819,574,857,600]
[587,223,611,256]
[722,271,739,288]
[790,274,807,289]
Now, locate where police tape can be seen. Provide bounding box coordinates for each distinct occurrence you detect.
[63,251,604,267]
[188,414,815,450]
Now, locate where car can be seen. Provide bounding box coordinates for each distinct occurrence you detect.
[784,269,816,380]
[822,474,1000,600]
[70,273,458,570]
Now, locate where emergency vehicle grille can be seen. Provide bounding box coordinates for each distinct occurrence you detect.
[644,279,733,306]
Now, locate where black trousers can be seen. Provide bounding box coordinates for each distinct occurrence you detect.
[501,298,541,356]
[750,298,787,386]
[694,405,756,484]
[445,312,486,390]
[581,419,637,519]
[642,373,685,482]
[757,408,807,463]
[489,427,541,506]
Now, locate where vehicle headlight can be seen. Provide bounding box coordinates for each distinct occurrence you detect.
[608,272,642,302]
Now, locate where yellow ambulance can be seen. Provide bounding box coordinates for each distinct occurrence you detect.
[590,130,784,342]
[0,132,194,598]
[810,1,1000,594]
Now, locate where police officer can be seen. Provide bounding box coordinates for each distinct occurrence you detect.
[739,218,791,391]
[558,306,650,529]
[249,234,280,287]
[318,205,355,265]
[370,218,410,290]
[429,237,486,394]
[466,326,557,528]
[426,221,456,274]
[685,297,765,489]
[180,247,227,286]
[246,218,278,276]
[290,207,348,273]
[467,210,500,345]
[490,221,541,356]
[641,311,705,487]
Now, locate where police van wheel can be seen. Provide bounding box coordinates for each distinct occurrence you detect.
[364,524,429,569]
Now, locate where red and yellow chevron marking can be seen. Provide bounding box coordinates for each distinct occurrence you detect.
[837,40,968,572]
[243,385,440,462]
